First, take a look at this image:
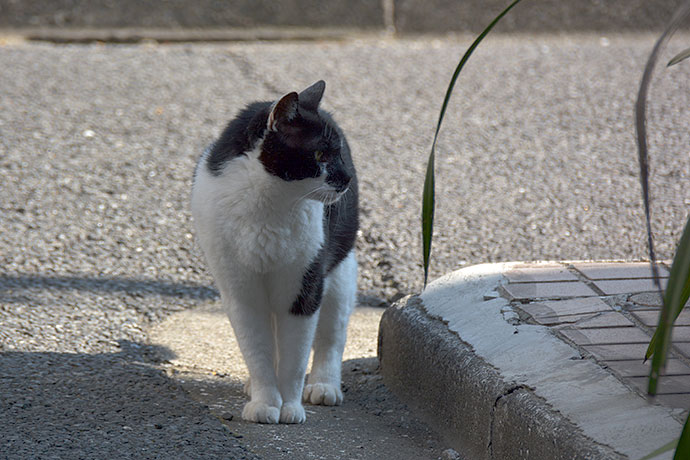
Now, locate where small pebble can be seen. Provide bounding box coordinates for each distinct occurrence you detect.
[441,449,462,460]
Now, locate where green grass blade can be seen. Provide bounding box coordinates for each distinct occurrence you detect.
[646,219,690,360]
[635,390,690,460]
[633,0,690,396]
[668,47,690,67]
[639,438,678,460]
[421,0,523,287]
[674,414,690,460]
[422,150,435,286]
[647,215,690,394]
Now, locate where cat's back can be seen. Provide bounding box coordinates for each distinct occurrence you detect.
[200,101,271,177]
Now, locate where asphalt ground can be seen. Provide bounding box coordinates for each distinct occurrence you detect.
[1,34,689,457]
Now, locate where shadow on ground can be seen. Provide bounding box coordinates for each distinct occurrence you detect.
[0,343,258,459]
[0,273,219,301]
[171,356,445,460]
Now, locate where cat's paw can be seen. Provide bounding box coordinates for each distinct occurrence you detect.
[243,378,251,397]
[303,382,343,406]
[242,401,280,424]
[279,401,306,424]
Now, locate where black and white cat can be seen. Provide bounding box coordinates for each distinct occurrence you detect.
[191,81,358,424]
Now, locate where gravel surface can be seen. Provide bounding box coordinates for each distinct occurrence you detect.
[1,34,689,457]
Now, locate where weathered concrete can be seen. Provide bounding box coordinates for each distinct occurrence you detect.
[1,0,688,41]
[393,0,690,33]
[0,0,385,29]
[379,294,622,459]
[379,263,686,459]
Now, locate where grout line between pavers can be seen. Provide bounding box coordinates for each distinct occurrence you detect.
[562,262,607,296]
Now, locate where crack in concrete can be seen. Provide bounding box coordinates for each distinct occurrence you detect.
[487,384,528,458]
[225,50,283,97]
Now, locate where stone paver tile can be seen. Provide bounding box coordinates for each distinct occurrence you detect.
[520,297,611,320]
[504,264,578,283]
[501,281,597,301]
[631,310,690,328]
[673,343,690,358]
[631,310,663,326]
[574,312,635,328]
[559,327,651,346]
[628,375,690,395]
[671,326,690,342]
[582,343,650,361]
[573,263,669,280]
[605,359,690,378]
[592,278,668,296]
[628,292,664,308]
[653,394,690,410]
[532,313,598,326]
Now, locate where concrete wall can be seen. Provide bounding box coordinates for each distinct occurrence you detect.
[0,0,688,34]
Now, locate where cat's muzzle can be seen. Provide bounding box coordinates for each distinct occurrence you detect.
[315,182,351,205]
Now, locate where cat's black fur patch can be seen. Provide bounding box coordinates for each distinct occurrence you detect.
[205,101,271,176]
[290,169,359,316]
[290,254,324,316]
[259,108,328,182]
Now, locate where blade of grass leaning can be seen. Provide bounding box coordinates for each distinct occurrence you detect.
[639,412,690,460]
[674,412,690,460]
[639,438,679,460]
[422,0,523,287]
[668,47,690,67]
[634,0,690,394]
[646,215,690,360]
[647,216,690,396]
[422,150,435,286]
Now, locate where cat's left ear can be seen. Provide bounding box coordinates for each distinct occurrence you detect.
[299,80,326,112]
[267,92,299,132]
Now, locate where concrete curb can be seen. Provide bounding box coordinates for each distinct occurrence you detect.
[378,263,684,460]
[0,26,376,43]
[378,295,621,460]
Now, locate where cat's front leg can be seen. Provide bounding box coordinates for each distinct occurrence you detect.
[275,310,319,424]
[225,289,283,424]
[305,251,357,406]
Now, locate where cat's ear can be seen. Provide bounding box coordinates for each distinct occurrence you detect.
[267,92,299,132]
[299,80,325,112]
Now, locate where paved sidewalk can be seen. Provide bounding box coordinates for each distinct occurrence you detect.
[379,261,687,460]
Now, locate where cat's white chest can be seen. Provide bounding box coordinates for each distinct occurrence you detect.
[192,153,324,273]
[224,199,323,272]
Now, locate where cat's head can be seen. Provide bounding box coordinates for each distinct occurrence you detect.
[259,81,352,204]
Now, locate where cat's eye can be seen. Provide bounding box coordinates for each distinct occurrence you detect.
[314,150,324,162]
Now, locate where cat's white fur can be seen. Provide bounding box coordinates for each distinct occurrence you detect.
[191,139,357,424]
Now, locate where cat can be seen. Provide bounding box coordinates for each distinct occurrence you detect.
[191,81,358,424]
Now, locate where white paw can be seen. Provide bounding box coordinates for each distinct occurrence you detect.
[279,401,306,424]
[242,401,280,424]
[243,378,251,397]
[303,382,343,406]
